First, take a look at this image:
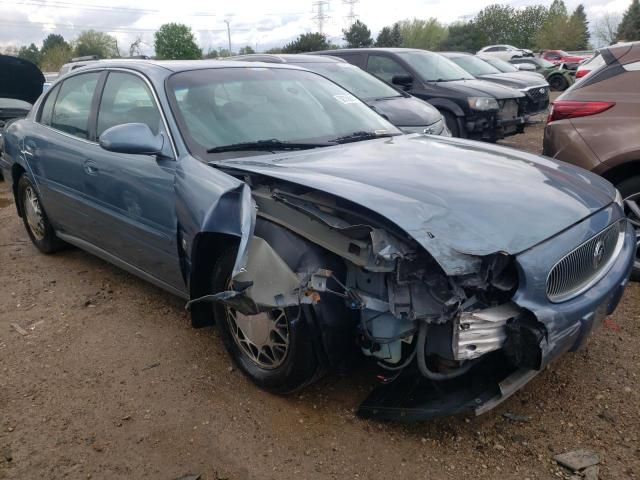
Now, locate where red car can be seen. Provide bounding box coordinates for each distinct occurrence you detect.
[542,49,590,65]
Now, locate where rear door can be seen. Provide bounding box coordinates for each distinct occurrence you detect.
[24,71,102,235]
[81,70,183,289]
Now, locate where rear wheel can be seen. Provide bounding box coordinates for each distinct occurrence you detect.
[211,249,321,394]
[617,176,640,280]
[548,74,568,91]
[441,111,460,138]
[17,175,65,254]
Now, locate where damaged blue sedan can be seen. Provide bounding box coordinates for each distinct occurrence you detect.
[0,60,634,421]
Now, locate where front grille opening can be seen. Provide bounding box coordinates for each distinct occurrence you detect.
[546,221,623,302]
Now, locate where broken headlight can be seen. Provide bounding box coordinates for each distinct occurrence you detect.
[468,97,499,111]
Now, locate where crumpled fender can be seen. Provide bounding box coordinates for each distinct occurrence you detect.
[174,156,256,285]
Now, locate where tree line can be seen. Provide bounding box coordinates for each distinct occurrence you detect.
[4,0,640,70]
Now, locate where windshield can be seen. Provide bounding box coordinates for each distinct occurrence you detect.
[482,57,518,72]
[449,55,502,76]
[167,67,399,158]
[305,62,402,100]
[397,51,474,81]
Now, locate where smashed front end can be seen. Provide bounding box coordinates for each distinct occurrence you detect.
[190,171,635,422]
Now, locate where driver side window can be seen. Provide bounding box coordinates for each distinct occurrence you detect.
[367,55,410,84]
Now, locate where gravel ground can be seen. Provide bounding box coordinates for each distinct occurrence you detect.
[1,110,639,480]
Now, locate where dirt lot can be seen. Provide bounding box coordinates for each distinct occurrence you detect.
[1,118,639,480]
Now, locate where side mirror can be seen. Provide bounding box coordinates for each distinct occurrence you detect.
[391,74,414,88]
[99,123,164,155]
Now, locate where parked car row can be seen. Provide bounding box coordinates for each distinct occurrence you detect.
[0,43,635,422]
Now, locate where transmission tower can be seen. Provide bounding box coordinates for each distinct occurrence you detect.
[343,0,359,26]
[312,0,330,33]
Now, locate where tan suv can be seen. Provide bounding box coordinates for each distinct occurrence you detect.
[543,41,640,276]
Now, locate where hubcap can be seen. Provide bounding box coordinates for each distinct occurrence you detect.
[225,307,290,369]
[623,193,640,271]
[24,186,45,240]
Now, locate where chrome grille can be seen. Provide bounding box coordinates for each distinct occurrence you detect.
[526,86,549,100]
[547,222,624,302]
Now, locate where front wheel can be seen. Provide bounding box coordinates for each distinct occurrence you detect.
[617,176,640,281]
[211,249,321,394]
[548,74,568,91]
[17,175,65,254]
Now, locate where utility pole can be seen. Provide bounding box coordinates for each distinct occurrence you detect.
[343,0,359,26]
[224,19,232,56]
[312,1,330,33]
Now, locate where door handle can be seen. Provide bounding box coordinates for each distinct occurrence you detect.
[84,160,99,176]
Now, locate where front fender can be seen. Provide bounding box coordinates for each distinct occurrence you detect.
[175,156,256,286]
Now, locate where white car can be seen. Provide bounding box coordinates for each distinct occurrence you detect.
[477,45,533,61]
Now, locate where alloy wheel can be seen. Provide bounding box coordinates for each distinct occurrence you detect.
[24,186,45,241]
[225,307,290,369]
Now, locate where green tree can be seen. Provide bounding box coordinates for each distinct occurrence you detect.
[440,21,487,52]
[18,43,41,66]
[40,44,72,71]
[238,45,255,55]
[375,23,402,47]
[570,5,590,49]
[41,33,69,55]
[343,20,373,48]
[265,47,284,54]
[617,0,640,41]
[282,32,330,53]
[511,5,549,49]
[203,48,219,59]
[154,23,202,60]
[397,18,447,50]
[536,0,575,50]
[73,30,119,58]
[475,4,517,44]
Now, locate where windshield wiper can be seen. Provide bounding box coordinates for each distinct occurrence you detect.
[330,131,397,144]
[206,138,330,153]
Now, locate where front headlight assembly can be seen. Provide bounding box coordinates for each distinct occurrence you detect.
[468,97,499,111]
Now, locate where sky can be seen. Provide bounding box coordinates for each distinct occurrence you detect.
[0,0,633,55]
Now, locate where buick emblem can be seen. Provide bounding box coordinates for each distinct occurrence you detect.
[593,240,605,269]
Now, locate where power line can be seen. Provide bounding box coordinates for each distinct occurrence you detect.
[0,19,238,34]
[311,0,330,33]
[2,0,157,14]
[343,0,359,26]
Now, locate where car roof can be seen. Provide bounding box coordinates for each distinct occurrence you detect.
[229,54,346,64]
[65,59,307,74]
[315,48,432,55]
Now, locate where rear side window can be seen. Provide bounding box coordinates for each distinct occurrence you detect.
[97,72,162,138]
[51,72,100,139]
[367,55,410,83]
[39,84,60,126]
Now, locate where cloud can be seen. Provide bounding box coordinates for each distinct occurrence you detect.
[0,0,632,54]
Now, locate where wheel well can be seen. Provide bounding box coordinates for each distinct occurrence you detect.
[188,232,240,328]
[600,160,640,186]
[11,164,25,217]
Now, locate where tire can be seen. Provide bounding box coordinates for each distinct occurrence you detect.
[548,74,568,91]
[17,175,65,254]
[616,176,640,281]
[211,248,321,394]
[441,111,460,138]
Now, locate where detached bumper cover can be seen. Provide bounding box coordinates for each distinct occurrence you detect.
[358,209,634,422]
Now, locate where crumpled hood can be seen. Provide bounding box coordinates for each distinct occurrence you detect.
[214,135,616,275]
[0,55,45,105]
